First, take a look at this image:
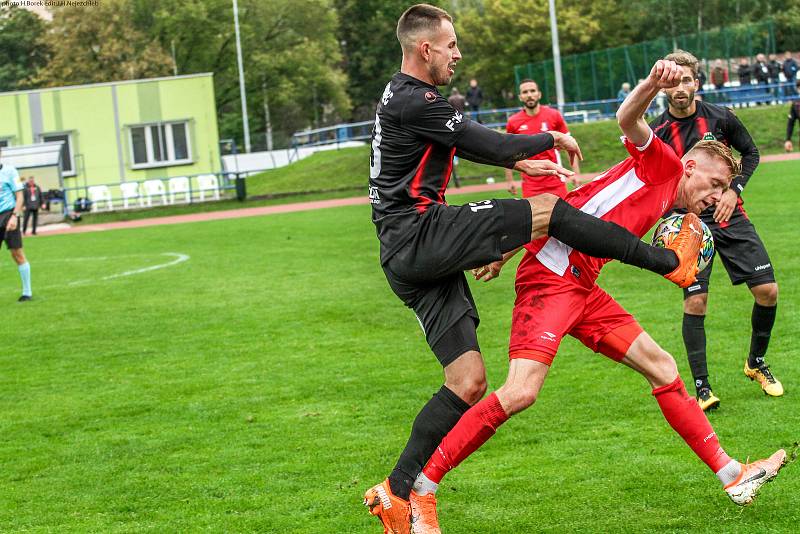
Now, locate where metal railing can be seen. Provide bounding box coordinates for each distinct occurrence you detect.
[290,81,799,150]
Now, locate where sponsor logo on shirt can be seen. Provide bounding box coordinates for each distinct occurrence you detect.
[368,186,381,204]
[445,110,463,131]
[687,284,702,292]
[702,132,716,141]
[519,124,529,131]
[540,121,549,131]
[754,263,771,271]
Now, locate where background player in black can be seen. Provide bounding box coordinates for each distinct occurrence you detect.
[650,50,783,411]
[363,7,704,533]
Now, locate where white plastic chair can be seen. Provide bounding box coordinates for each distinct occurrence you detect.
[168,176,191,204]
[142,179,167,207]
[87,185,113,212]
[197,174,220,201]
[120,182,142,209]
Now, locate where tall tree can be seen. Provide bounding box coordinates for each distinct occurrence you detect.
[0,5,49,91]
[35,1,174,87]
[132,0,350,147]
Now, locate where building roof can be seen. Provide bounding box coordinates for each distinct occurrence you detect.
[1,142,63,170]
[0,73,214,98]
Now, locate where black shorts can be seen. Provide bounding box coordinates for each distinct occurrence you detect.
[0,210,22,250]
[383,198,532,366]
[684,219,775,298]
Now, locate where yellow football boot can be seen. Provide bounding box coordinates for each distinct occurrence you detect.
[744,361,784,397]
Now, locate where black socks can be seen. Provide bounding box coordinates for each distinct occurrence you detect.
[548,198,678,275]
[749,303,777,368]
[682,313,710,392]
[388,385,470,500]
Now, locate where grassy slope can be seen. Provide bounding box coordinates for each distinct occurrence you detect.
[78,105,790,225]
[248,104,791,195]
[0,160,797,532]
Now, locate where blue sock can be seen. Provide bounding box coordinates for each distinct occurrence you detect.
[18,262,31,297]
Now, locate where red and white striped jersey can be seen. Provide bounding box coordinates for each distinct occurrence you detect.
[518,130,684,291]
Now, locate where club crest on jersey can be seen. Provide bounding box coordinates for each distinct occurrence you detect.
[702,132,715,141]
[424,91,437,103]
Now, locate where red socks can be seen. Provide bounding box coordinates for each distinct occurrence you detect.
[652,376,732,472]
[422,392,509,484]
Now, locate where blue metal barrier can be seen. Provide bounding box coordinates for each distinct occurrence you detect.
[292,81,799,149]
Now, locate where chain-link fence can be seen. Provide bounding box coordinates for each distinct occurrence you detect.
[514,20,777,104]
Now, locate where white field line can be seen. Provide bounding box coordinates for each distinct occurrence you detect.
[67,253,190,286]
[1,252,190,293]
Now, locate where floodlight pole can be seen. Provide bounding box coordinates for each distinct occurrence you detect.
[233,0,251,153]
[548,0,565,113]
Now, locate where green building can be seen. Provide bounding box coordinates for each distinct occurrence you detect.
[0,73,221,200]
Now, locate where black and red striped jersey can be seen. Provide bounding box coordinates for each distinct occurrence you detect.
[649,101,760,228]
[369,73,468,262]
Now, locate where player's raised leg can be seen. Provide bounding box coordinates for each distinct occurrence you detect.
[744,282,783,396]
[532,194,703,288]
[617,329,786,505]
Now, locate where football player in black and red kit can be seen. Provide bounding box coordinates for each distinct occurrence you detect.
[650,50,783,411]
[362,6,703,534]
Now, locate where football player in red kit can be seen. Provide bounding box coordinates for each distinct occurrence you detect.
[406,60,786,534]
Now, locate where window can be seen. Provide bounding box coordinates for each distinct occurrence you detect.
[42,133,75,176]
[129,121,192,168]
[0,139,10,148]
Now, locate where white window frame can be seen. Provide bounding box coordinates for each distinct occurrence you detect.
[128,121,193,169]
[41,132,76,177]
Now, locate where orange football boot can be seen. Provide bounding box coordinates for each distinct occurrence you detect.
[410,490,441,534]
[363,479,411,534]
[724,449,786,506]
[664,212,703,288]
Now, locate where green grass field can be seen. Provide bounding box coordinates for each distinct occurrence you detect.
[1,160,798,532]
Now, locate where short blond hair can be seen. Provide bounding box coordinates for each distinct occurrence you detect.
[396,4,453,52]
[664,49,699,79]
[686,140,741,179]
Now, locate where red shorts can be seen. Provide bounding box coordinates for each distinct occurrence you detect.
[522,176,567,199]
[509,283,642,366]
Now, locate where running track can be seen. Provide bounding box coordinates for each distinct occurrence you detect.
[40,152,800,237]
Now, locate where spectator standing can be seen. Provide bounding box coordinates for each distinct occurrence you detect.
[697,67,707,93]
[782,52,798,95]
[22,176,42,235]
[710,59,729,89]
[768,54,782,83]
[753,54,770,84]
[617,82,631,101]
[465,78,483,120]
[447,87,466,112]
[738,58,751,85]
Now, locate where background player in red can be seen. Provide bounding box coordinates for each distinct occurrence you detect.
[406,61,786,534]
[651,50,782,410]
[504,79,581,198]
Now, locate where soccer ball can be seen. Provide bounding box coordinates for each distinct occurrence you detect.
[652,213,715,271]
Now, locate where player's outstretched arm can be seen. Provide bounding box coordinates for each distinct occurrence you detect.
[455,121,580,170]
[617,60,681,146]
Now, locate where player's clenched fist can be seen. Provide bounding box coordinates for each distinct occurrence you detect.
[649,60,682,89]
